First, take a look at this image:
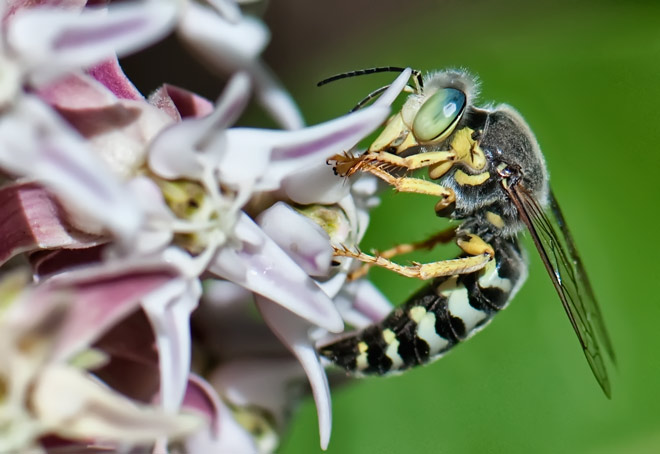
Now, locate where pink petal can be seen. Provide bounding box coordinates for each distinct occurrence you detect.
[30,246,106,278]
[183,375,258,453]
[256,297,333,450]
[92,309,161,403]
[0,182,99,266]
[37,71,118,109]
[88,57,144,100]
[29,262,181,361]
[0,96,144,242]
[257,202,333,277]
[7,1,180,85]
[209,213,343,333]
[148,84,214,121]
[142,262,201,412]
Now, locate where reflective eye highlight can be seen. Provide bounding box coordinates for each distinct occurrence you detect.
[412,88,466,142]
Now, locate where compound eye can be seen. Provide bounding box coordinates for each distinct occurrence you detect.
[412,88,466,142]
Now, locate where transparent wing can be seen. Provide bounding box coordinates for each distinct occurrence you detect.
[507,184,615,397]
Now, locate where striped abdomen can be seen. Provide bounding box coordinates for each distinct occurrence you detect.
[319,236,526,375]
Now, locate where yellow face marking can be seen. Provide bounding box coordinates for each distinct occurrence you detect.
[356,341,369,370]
[409,306,427,323]
[449,128,487,171]
[486,211,505,229]
[454,169,490,186]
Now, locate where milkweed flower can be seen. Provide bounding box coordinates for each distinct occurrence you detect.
[0,0,408,452]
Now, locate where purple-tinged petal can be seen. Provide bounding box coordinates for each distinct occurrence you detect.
[92,309,161,403]
[148,84,214,122]
[257,202,333,277]
[32,365,202,443]
[209,213,343,333]
[30,246,106,279]
[3,0,85,21]
[222,104,391,193]
[26,263,181,362]
[0,96,143,242]
[8,1,180,86]
[141,251,201,413]
[183,374,258,453]
[37,71,118,110]
[334,279,393,329]
[208,357,302,428]
[88,57,144,100]
[0,182,99,266]
[148,72,250,181]
[177,2,303,130]
[256,297,333,451]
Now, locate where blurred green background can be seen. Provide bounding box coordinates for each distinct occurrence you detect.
[274,0,660,453]
[123,0,660,452]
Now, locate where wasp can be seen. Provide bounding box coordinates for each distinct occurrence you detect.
[317,67,615,397]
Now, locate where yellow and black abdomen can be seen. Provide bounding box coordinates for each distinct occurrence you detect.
[319,235,526,375]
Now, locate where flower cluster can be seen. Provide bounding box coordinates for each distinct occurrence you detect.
[0,0,407,452]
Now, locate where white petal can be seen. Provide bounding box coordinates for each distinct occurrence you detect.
[177,2,303,129]
[209,213,343,333]
[9,0,180,86]
[142,273,201,413]
[373,67,412,107]
[0,96,143,243]
[148,73,251,181]
[334,279,393,329]
[256,297,333,450]
[209,358,302,425]
[221,104,390,193]
[249,60,304,130]
[33,365,202,442]
[178,2,268,63]
[281,158,350,205]
[257,202,333,277]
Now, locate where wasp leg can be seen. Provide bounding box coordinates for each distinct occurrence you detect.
[335,231,496,281]
[356,162,456,208]
[348,227,458,281]
[329,150,455,178]
[334,247,490,280]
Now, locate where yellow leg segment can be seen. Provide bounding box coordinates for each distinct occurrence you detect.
[330,150,455,178]
[347,227,458,280]
[334,246,491,280]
